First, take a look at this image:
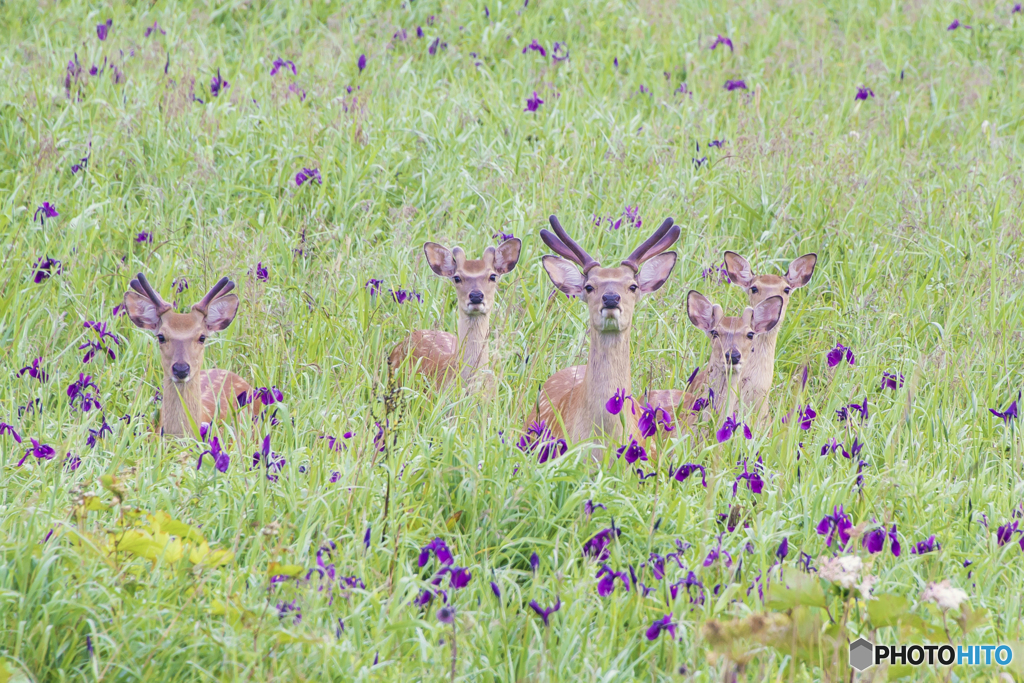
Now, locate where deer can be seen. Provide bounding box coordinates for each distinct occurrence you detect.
[683,291,784,429]
[388,238,522,391]
[721,251,817,428]
[123,273,254,437]
[527,215,679,445]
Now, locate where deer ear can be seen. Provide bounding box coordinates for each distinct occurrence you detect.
[493,238,522,274]
[723,251,755,287]
[637,252,677,293]
[752,296,784,333]
[785,253,817,288]
[424,242,457,277]
[542,255,585,296]
[124,291,162,331]
[205,294,239,331]
[687,291,720,331]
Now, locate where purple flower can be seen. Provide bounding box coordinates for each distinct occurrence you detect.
[605,388,634,415]
[68,373,102,412]
[947,19,971,30]
[1014,3,1023,13]
[134,231,154,244]
[909,535,940,555]
[252,262,269,282]
[522,39,547,57]
[419,538,454,567]
[443,566,472,589]
[703,535,733,568]
[490,581,501,598]
[710,35,733,51]
[708,139,726,148]
[0,423,23,443]
[996,521,1020,546]
[295,167,321,186]
[64,452,81,471]
[528,597,561,626]
[787,405,817,430]
[990,392,1020,423]
[199,437,230,473]
[18,358,48,382]
[144,22,165,38]
[437,606,455,624]
[210,69,229,97]
[732,458,764,495]
[669,572,705,604]
[638,402,673,438]
[18,438,56,467]
[881,371,904,390]
[428,37,446,55]
[724,79,747,91]
[584,499,606,519]
[622,205,642,229]
[34,203,59,225]
[826,343,855,367]
[776,537,789,560]
[583,525,621,561]
[855,86,874,100]
[529,552,540,573]
[492,231,514,241]
[516,420,567,464]
[271,58,297,76]
[672,463,707,487]
[251,434,286,481]
[716,413,741,443]
[97,19,112,41]
[390,288,422,304]
[71,148,90,174]
[646,614,676,641]
[357,54,367,72]
[616,439,647,464]
[524,92,544,112]
[87,418,113,448]
[596,564,631,596]
[863,523,900,556]
[552,42,569,62]
[80,321,121,363]
[816,505,853,548]
[253,386,284,404]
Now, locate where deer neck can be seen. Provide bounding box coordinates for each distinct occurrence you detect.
[742,317,784,421]
[579,328,633,440]
[456,312,490,382]
[708,362,742,424]
[161,374,203,437]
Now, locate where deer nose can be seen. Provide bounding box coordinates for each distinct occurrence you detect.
[602,293,620,308]
[172,362,191,380]
[468,290,484,305]
[727,350,742,366]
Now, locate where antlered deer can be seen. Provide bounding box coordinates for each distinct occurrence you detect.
[389,238,522,390]
[528,216,679,444]
[123,273,254,437]
[722,252,817,427]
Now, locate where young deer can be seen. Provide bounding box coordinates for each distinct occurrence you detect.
[389,238,522,390]
[123,273,253,437]
[722,252,817,427]
[684,291,784,426]
[528,215,679,444]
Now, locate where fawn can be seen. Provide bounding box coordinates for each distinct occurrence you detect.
[389,238,522,390]
[528,215,679,444]
[123,273,254,437]
[684,291,784,427]
[722,251,817,427]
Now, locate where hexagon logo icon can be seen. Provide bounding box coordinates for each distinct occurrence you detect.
[849,637,874,671]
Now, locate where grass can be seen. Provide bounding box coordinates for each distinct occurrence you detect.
[1,0,1024,680]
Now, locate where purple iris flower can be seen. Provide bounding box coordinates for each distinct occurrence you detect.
[528,597,561,626]
[357,54,367,72]
[703,535,733,568]
[71,148,90,174]
[724,79,747,91]
[947,19,971,30]
[87,418,113,448]
[996,521,1020,546]
[34,203,59,225]
[64,452,81,471]
[524,92,544,112]
[270,58,297,76]
[672,463,707,487]
[855,86,874,100]
[419,538,454,567]
[428,38,446,54]
[393,28,408,41]
[18,438,56,467]
[1014,3,1023,13]
[646,614,676,641]
[716,413,741,443]
[786,405,817,430]
[492,231,514,241]
[530,552,539,573]
[636,468,656,481]
[295,167,322,186]
[443,566,472,589]
[816,505,853,548]
[390,288,422,304]
[989,392,1020,423]
[522,39,547,56]
[198,437,230,472]
[596,564,630,596]
[616,439,647,464]
[669,572,705,604]
[490,581,501,598]
[437,606,455,624]
[254,386,284,404]
[97,19,112,41]
[252,262,269,282]
[821,438,842,456]
[605,388,634,415]
[0,423,23,443]
[827,343,855,367]
[838,397,869,422]
[18,358,48,382]
[909,535,940,555]
[210,69,229,97]
[638,403,673,437]
[144,22,165,38]
[583,499,606,519]
[516,420,567,464]
[80,321,121,363]
[622,205,642,228]
[863,523,900,556]
[251,434,285,481]
[776,537,788,560]
[68,373,102,412]
[710,35,733,51]
[881,371,904,390]
[732,458,764,495]
[552,42,569,62]
[708,139,726,148]
[583,525,621,561]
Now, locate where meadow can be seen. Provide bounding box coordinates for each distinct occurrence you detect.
[2,0,1024,680]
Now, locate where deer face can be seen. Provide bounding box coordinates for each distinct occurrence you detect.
[424,239,521,317]
[687,291,784,373]
[124,279,239,385]
[543,256,677,333]
[724,252,817,314]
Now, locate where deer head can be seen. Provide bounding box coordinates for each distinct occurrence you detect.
[540,215,679,333]
[723,252,817,313]
[423,238,522,317]
[123,274,240,385]
[687,291,784,373]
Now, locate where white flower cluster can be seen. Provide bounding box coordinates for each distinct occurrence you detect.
[817,555,877,600]
[921,580,968,612]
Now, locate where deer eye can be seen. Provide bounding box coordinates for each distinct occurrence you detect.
[750,286,759,294]
[747,331,755,339]
[489,274,497,282]
[784,287,792,294]
[629,284,638,292]
[453,276,462,284]
[584,285,594,293]
[157,334,166,344]
[199,335,207,344]
[710,330,719,339]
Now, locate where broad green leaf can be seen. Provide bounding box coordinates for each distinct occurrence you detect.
[867,594,910,628]
[766,569,827,610]
[268,562,304,577]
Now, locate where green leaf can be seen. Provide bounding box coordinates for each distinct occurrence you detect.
[766,569,827,610]
[867,594,911,628]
